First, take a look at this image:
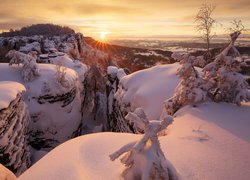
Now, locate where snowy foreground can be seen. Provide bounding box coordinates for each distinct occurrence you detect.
[19,101,250,180]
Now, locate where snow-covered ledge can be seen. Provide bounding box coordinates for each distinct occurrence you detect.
[0,81,30,176]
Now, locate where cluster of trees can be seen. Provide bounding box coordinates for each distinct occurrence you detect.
[0,24,75,37]
[166,23,250,115]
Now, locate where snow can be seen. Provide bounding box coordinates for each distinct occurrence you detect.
[107,66,118,75]
[19,42,41,53]
[0,81,26,109]
[49,54,88,82]
[135,51,164,57]
[0,63,77,96]
[19,102,250,180]
[0,63,82,146]
[115,63,181,119]
[0,164,16,180]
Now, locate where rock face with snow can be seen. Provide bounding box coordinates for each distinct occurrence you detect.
[106,66,132,132]
[0,64,83,150]
[0,82,30,176]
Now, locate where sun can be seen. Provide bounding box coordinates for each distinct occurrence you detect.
[99,32,108,41]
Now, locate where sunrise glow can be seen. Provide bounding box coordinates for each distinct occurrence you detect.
[0,0,249,39]
[99,32,108,41]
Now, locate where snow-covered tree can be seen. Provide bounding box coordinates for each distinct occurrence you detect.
[6,50,40,82]
[165,55,208,115]
[110,108,178,180]
[193,55,207,67]
[203,28,250,105]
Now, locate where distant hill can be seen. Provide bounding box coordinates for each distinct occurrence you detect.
[0,24,75,37]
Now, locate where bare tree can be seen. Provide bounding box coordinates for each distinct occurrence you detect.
[228,19,246,34]
[195,3,216,60]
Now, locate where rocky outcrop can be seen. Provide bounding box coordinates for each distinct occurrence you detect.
[106,67,134,133]
[0,82,30,176]
[80,65,107,133]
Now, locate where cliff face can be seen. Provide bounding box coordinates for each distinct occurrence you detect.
[0,82,30,176]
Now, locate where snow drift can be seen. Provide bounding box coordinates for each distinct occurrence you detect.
[19,102,250,180]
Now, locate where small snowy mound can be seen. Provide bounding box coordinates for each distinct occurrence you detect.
[115,63,181,119]
[0,81,25,109]
[19,102,250,180]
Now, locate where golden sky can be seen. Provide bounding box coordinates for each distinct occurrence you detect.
[0,0,249,39]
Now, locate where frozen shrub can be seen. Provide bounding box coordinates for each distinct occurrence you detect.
[110,108,178,180]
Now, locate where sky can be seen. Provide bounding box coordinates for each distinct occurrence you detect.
[0,0,249,40]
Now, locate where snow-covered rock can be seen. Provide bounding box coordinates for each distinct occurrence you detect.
[18,102,250,180]
[48,54,88,83]
[0,64,82,149]
[114,63,181,120]
[0,81,30,176]
[19,42,41,53]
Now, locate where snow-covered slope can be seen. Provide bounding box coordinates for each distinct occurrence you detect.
[19,102,250,180]
[0,164,16,180]
[115,63,180,120]
[0,81,30,176]
[0,63,82,149]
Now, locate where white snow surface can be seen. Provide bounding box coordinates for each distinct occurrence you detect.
[116,63,180,119]
[19,102,250,180]
[0,81,25,109]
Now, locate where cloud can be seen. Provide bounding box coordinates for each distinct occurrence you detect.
[0,0,249,37]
